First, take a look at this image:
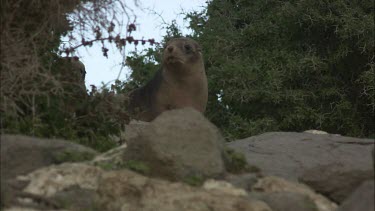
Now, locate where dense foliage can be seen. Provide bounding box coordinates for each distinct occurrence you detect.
[126,0,374,139]
[0,0,137,151]
[1,0,373,151]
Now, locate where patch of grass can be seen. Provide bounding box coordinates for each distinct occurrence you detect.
[96,162,119,171]
[52,150,96,164]
[247,165,261,173]
[123,160,150,175]
[223,148,254,174]
[183,174,205,187]
[95,160,134,171]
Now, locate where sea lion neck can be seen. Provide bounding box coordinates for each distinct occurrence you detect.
[161,67,189,86]
[162,62,205,83]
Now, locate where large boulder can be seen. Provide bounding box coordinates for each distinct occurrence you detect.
[227,132,374,202]
[227,132,374,180]
[337,180,374,211]
[123,108,226,182]
[300,164,374,203]
[0,134,98,208]
[255,192,318,211]
[1,134,98,181]
[251,176,337,211]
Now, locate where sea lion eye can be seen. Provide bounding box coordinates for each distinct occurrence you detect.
[81,68,86,78]
[184,44,192,52]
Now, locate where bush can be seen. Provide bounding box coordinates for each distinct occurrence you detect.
[110,0,375,139]
[0,0,142,152]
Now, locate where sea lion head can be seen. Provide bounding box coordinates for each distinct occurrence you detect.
[162,37,203,71]
[61,56,86,83]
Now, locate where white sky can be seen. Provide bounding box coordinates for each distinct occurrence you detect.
[75,0,207,88]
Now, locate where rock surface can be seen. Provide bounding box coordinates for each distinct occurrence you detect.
[252,176,337,211]
[1,134,98,181]
[337,180,375,211]
[6,163,272,211]
[300,164,374,203]
[99,169,271,211]
[0,134,98,208]
[227,132,374,202]
[227,132,374,181]
[3,110,371,211]
[225,173,259,191]
[255,192,318,211]
[123,108,226,181]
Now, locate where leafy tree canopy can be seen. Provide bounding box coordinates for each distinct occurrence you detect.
[126,0,374,139]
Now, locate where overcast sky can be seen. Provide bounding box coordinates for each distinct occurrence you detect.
[75,0,207,88]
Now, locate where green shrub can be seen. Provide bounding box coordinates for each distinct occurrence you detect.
[125,0,374,139]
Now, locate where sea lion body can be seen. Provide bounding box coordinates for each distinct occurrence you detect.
[128,37,207,121]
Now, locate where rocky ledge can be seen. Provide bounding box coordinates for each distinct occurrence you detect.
[1,108,374,211]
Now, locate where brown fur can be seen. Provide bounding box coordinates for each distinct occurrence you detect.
[58,57,88,116]
[60,57,86,83]
[128,37,208,121]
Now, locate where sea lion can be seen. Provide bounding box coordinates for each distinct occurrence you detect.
[59,56,87,84]
[128,37,208,121]
[58,56,88,116]
[58,56,87,98]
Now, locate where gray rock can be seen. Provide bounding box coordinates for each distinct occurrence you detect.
[0,135,98,179]
[8,163,272,211]
[256,192,319,211]
[124,108,226,181]
[124,120,150,142]
[50,186,99,211]
[224,173,259,191]
[98,169,272,211]
[1,134,98,181]
[338,180,374,211]
[227,132,374,181]
[4,163,103,210]
[0,134,98,208]
[251,176,337,211]
[300,164,374,203]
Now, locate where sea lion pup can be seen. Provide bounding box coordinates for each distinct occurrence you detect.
[128,37,208,121]
[58,56,87,98]
[60,56,87,84]
[58,57,88,116]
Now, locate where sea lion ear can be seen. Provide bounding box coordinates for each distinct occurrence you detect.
[195,44,202,52]
[163,42,168,50]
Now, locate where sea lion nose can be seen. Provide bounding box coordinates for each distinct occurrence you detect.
[167,46,174,52]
